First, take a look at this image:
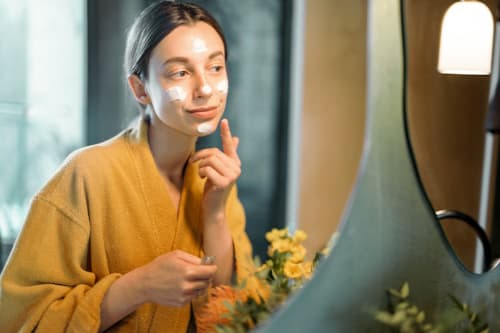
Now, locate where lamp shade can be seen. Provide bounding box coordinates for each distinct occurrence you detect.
[438,1,494,75]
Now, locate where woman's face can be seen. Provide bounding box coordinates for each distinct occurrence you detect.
[145,22,228,137]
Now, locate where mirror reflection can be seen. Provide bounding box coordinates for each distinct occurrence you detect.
[405,0,499,273]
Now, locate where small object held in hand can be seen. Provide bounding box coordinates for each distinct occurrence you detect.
[201,255,215,265]
[194,256,216,302]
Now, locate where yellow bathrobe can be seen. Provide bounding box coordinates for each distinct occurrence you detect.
[0,118,255,332]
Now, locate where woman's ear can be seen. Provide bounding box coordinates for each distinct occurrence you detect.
[127,74,151,106]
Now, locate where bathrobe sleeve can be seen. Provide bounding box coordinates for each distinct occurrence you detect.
[225,186,256,283]
[0,196,121,333]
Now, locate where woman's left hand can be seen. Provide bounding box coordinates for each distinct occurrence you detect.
[190,119,241,217]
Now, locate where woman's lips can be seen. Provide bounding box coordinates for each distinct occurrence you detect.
[187,106,218,119]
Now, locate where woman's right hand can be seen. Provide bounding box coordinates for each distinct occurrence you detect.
[100,250,216,331]
[138,250,217,307]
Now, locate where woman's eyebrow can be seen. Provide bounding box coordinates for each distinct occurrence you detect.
[162,57,189,66]
[162,51,225,67]
[208,51,224,60]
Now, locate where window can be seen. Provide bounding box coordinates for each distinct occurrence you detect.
[0,0,86,267]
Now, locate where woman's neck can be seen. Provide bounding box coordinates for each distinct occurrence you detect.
[147,115,196,184]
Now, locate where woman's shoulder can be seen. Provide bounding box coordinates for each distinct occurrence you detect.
[62,117,145,172]
[28,127,141,225]
[39,128,136,196]
[66,129,133,169]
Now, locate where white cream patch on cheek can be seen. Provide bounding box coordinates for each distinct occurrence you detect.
[216,79,228,94]
[164,86,187,102]
[192,38,208,53]
[197,123,213,135]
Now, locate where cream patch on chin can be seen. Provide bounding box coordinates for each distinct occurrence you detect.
[197,123,213,135]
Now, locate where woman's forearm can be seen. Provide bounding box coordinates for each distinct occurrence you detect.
[202,211,234,286]
[99,268,146,332]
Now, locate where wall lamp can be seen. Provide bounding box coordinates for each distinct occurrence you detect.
[438,0,494,75]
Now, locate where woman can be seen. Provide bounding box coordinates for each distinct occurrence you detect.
[0,2,256,332]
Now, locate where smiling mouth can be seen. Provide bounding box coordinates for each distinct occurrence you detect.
[187,106,218,119]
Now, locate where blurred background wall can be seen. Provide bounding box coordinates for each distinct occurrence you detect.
[297,0,367,255]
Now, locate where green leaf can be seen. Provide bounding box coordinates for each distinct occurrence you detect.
[407,305,418,315]
[396,302,409,310]
[220,313,232,320]
[374,312,396,325]
[400,282,410,298]
[253,256,262,267]
[388,288,402,298]
[391,311,407,325]
[416,311,425,323]
[422,323,433,331]
[223,300,235,312]
[468,312,477,324]
[448,294,465,311]
[256,267,270,280]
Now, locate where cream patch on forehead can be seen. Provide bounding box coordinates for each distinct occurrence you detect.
[197,123,213,135]
[164,86,187,102]
[192,38,208,53]
[216,79,228,94]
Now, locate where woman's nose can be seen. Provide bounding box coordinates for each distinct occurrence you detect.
[194,74,213,98]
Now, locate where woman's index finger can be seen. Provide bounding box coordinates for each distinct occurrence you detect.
[220,119,237,158]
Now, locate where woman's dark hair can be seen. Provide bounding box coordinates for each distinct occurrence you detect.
[124,1,227,81]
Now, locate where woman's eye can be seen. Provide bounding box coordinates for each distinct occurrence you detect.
[170,70,189,79]
[209,65,224,73]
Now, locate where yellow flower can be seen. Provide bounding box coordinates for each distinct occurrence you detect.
[320,246,331,257]
[268,238,293,256]
[293,230,307,243]
[267,246,274,257]
[302,261,314,279]
[245,275,271,304]
[283,261,304,279]
[289,244,306,263]
[265,228,283,242]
